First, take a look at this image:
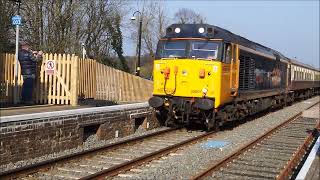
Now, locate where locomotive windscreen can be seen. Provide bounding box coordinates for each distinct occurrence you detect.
[156,40,221,60]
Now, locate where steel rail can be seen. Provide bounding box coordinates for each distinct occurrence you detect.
[0,128,176,179]
[191,102,319,180]
[80,131,217,180]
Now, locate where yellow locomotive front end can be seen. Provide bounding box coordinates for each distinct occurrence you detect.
[153,58,220,100]
[149,24,239,130]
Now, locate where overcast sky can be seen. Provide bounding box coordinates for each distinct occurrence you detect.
[123,0,319,68]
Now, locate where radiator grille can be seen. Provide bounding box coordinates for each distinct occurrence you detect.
[239,56,255,90]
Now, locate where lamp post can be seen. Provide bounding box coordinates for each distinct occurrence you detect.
[131,11,142,77]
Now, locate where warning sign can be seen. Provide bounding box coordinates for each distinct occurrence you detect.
[46,60,55,75]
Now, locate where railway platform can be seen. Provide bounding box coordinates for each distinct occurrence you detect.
[0,102,160,167]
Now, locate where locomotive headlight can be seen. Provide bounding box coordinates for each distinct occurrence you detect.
[198,27,205,33]
[164,99,170,106]
[174,27,181,33]
[202,88,208,94]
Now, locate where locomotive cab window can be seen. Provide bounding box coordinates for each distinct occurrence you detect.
[155,39,221,60]
[161,41,187,58]
[190,41,219,60]
[223,43,232,64]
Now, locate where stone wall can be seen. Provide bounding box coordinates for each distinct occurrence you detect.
[0,103,159,166]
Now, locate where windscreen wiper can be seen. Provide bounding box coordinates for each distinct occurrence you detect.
[196,58,210,60]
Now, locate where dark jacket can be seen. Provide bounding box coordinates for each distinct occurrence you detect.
[18,49,38,75]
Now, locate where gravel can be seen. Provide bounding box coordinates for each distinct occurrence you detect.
[113,96,319,180]
[0,126,170,173]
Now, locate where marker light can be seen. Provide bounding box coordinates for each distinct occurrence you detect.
[164,67,170,79]
[198,27,205,33]
[175,27,181,33]
[199,68,205,78]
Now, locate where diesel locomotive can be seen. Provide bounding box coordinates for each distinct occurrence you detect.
[148,24,320,130]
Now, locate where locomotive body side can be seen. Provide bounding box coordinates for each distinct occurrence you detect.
[235,46,288,101]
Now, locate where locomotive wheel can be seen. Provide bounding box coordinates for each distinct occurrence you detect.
[155,108,168,126]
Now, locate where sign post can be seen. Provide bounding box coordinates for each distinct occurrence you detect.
[12,15,22,104]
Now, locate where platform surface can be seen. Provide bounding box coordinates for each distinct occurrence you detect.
[0,104,91,117]
[0,102,149,123]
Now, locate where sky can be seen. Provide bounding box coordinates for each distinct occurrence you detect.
[123,0,320,68]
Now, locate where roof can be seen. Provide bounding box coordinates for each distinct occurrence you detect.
[290,59,320,71]
[164,24,319,71]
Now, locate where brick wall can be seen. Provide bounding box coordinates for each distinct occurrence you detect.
[0,105,159,166]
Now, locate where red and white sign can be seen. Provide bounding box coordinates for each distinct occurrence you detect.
[46,60,55,75]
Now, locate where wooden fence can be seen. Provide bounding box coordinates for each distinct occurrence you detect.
[78,58,96,99]
[95,62,153,103]
[0,53,153,106]
[0,53,78,105]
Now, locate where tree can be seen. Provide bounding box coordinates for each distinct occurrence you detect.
[1,0,129,71]
[174,8,206,24]
[0,0,16,53]
[107,14,129,72]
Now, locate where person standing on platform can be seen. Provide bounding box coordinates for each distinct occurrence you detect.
[18,41,43,104]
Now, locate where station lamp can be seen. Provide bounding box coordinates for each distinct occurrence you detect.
[131,11,142,77]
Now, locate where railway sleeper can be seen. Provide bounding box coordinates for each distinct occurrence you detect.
[256,147,297,154]
[227,163,280,174]
[262,139,305,146]
[260,141,301,148]
[219,169,275,179]
[257,144,300,151]
[40,172,80,180]
[212,173,269,180]
[238,156,289,165]
[232,159,283,170]
[240,152,293,161]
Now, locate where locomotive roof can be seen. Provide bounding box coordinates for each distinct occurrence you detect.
[164,24,319,71]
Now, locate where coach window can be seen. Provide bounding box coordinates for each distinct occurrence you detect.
[224,43,232,63]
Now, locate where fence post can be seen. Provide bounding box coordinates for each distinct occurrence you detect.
[71,55,79,106]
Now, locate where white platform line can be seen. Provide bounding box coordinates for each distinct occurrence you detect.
[295,137,320,180]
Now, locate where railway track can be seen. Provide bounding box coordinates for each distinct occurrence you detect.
[1,128,216,180]
[1,100,318,179]
[192,104,319,180]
